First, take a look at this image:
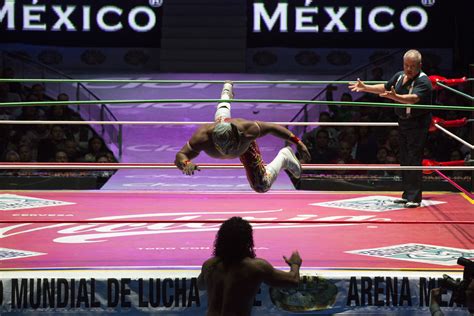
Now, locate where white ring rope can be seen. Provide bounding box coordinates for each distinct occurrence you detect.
[0,120,399,127]
[2,120,472,149]
[434,123,474,150]
[0,163,472,171]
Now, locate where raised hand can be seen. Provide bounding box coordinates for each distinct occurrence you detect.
[296,141,311,163]
[379,86,397,100]
[348,78,366,92]
[283,251,302,267]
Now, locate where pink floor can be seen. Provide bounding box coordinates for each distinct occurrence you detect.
[1,190,472,271]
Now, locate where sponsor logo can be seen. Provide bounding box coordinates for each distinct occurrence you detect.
[0,194,75,211]
[124,174,247,179]
[83,80,322,90]
[122,182,249,188]
[12,213,74,217]
[108,102,300,110]
[347,243,474,266]
[0,210,390,244]
[138,246,268,251]
[310,196,445,212]
[0,247,45,261]
[125,144,277,152]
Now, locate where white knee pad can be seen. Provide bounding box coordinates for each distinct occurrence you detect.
[215,81,233,122]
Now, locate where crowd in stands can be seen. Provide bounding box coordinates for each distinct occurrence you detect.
[301,68,472,178]
[0,67,117,175]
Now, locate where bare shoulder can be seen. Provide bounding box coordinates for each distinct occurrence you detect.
[231,118,255,127]
[200,257,222,276]
[189,124,214,147]
[202,256,220,268]
[231,119,260,138]
[193,124,214,138]
[244,257,274,273]
[198,257,221,290]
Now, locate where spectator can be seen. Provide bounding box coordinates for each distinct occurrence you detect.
[4,150,20,162]
[30,83,47,101]
[0,82,22,120]
[0,82,21,103]
[338,126,359,159]
[83,136,107,162]
[62,139,81,162]
[23,124,51,147]
[319,112,340,149]
[368,147,389,176]
[376,147,388,164]
[302,129,338,165]
[48,105,68,121]
[385,155,401,177]
[96,154,110,163]
[70,126,95,152]
[105,151,117,163]
[1,67,24,97]
[37,125,67,162]
[355,121,378,163]
[47,93,75,121]
[331,140,362,175]
[0,125,9,158]
[16,95,45,121]
[95,152,116,177]
[18,145,36,162]
[327,86,357,122]
[383,128,400,158]
[357,95,381,122]
[54,150,69,163]
[198,217,301,316]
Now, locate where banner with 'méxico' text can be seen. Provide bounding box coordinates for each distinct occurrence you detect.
[247,0,455,48]
[0,0,163,47]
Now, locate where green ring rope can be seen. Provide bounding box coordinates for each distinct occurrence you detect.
[0,78,385,85]
[436,82,474,101]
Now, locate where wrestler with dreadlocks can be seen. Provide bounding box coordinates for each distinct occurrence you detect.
[175,81,311,193]
[198,217,302,316]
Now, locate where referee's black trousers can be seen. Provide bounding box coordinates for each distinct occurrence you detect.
[398,113,431,203]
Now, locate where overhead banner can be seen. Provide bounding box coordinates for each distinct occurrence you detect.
[0,0,163,47]
[247,0,454,48]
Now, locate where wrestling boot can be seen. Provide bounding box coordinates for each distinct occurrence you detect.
[281,147,302,179]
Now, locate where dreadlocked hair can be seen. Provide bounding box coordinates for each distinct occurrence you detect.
[213,217,256,265]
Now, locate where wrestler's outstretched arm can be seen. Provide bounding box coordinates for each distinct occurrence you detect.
[258,251,302,287]
[175,129,207,175]
[256,121,311,162]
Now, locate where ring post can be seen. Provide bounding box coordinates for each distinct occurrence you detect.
[118,125,123,160]
[470,63,474,193]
